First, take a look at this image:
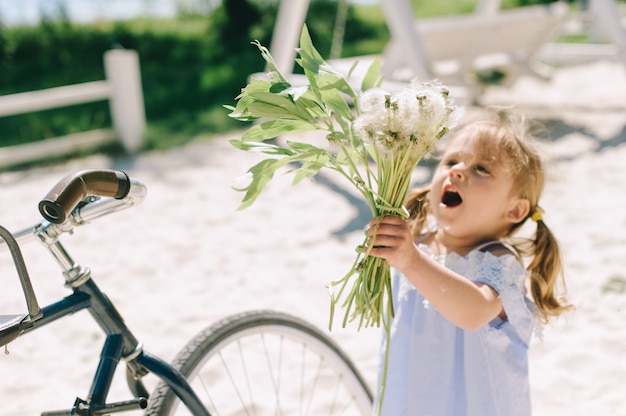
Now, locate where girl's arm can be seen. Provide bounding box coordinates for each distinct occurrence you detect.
[366,216,503,331]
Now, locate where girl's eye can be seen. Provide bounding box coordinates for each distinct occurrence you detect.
[474,164,491,175]
[444,159,457,167]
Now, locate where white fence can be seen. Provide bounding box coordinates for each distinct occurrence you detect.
[0,49,146,168]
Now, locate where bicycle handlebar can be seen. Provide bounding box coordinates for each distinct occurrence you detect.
[0,169,146,252]
[38,169,131,224]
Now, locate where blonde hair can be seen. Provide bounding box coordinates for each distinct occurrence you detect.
[405,110,572,322]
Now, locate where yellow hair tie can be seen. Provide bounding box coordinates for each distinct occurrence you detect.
[531,207,544,222]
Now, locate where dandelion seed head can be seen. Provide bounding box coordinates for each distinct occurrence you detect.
[359,88,391,114]
[353,113,387,143]
[444,105,465,131]
[353,78,464,161]
[404,87,447,137]
[380,131,405,156]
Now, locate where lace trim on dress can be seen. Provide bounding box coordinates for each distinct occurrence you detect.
[417,243,541,342]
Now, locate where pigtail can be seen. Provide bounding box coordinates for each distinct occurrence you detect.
[525,218,573,322]
[405,186,431,240]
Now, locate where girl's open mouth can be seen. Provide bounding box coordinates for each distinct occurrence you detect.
[441,189,462,207]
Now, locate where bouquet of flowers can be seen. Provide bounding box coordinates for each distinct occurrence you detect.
[226,25,462,413]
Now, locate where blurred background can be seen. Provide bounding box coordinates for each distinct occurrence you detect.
[2,0,618,170]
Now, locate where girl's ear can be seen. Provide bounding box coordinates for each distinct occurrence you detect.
[506,198,530,223]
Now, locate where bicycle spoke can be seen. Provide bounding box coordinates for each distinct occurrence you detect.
[257,333,280,416]
[236,338,256,416]
[198,373,220,416]
[328,372,343,415]
[218,351,252,416]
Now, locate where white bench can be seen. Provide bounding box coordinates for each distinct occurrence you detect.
[381,2,569,87]
[260,0,573,104]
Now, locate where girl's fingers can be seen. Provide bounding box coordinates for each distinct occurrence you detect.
[368,215,403,227]
[367,230,403,249]
[367,217,407,238]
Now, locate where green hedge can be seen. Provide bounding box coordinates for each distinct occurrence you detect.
[0,0,387,153]
[0,10,272,149]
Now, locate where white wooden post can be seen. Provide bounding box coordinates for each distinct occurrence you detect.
[269,0,310,74]
[380,0,432,81]
[104,49,146,153]
[268,0,432,81]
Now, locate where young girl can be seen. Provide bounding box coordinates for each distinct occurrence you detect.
[366,111,572,415]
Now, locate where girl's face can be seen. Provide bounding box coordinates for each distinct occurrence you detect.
[429,133,529,245]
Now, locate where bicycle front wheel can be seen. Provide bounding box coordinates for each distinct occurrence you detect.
[145,310,373,416]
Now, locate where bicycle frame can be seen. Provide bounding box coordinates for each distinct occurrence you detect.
[1,175,211,416]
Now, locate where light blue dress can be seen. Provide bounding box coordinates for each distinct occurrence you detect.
[376,242,538,416]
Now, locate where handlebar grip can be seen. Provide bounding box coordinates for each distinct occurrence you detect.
[38,169,131,224]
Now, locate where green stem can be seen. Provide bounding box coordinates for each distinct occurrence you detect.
[330,137,379,216]
[376,319,392,416]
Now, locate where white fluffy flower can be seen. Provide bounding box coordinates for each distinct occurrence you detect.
[398,84,447,139]
[353,78,461,161]
[359,88,391,114]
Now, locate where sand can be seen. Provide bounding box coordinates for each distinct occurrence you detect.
[0,59,625,415]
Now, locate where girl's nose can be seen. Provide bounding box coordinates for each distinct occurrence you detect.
[448,164,466,180]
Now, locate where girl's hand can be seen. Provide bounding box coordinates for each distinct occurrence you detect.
[365,215,419,271]
[366,217,505,331]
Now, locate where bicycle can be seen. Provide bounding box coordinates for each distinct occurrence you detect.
[0,169,373,415]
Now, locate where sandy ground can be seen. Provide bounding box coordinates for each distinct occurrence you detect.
[0,59,625,415]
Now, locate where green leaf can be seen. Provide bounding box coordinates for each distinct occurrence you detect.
[223,104,256,122]
[286,142,333,168]
[234,158,291,210]
[292,161,326,185]
[252,40,289,82]
[246,92,309,120]
[229,139,295,157]
[296,25,357,101]
[241,119,317,142]
[288,93,327,120]
[336,147,362,166]
[228,71,322,122]
[297,25,326,71]
[317,70,354,95]
[245,85,327,123]
[288,149,334,185]
[268,82,292,94]
[246,102,296,119]
[318,87,353,129]
[226,77,273,120]
[287,140,325,153]
[304,63,356,102]
[361,57,383,92]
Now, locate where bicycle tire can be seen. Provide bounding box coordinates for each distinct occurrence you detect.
[144,310,373,416]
